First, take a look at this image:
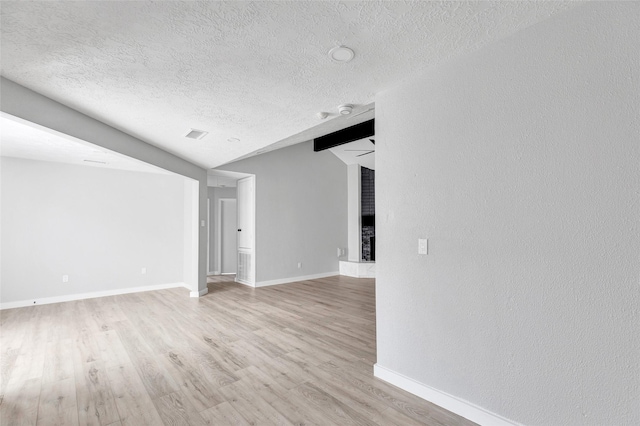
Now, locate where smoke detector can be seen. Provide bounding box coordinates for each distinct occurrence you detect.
[338,104,353,115]
[328,46,355,63]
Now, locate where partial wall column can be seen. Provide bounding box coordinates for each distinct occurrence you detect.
[347,164,361,262]
[184,179,207,297]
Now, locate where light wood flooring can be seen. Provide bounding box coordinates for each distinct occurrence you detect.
[1,275,476,426]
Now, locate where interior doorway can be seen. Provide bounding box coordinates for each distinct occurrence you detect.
[207,170,255,285]
[218,198,237,274]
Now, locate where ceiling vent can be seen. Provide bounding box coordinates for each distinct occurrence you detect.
[185,129,208,140]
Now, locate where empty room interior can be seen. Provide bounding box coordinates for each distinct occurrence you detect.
[1,2,638,426]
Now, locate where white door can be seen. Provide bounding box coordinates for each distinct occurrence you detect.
[236,176,255,285]
[220,199,237,274]
[237,177,254,250]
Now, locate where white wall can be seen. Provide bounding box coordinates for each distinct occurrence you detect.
[1,157,186,305]
[347,164,361,262]
[207,186,237,274]
[0,78,208,295]
[375,3,639,425]
[217,141,347,284]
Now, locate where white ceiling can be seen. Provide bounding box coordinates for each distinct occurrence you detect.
[0,1,576,170]
[0,115,172,175]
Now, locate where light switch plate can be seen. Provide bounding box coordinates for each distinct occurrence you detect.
[418,238,428,255]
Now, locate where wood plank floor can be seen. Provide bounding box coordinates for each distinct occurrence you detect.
[1,275,476,426]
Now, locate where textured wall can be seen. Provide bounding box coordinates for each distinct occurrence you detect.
[376,3,639,425]
[1,158,186,303]
[217,141,347,283]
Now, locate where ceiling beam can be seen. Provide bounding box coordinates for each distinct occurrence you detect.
[313,119,374,152]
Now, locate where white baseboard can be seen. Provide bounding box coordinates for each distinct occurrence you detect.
[255,271,339,288]
[208,271,218,275]
[373,364,518,426]
[190,288,209,298]
[0,282,190,310]
[339,261,375,278]
[234,278,254,287]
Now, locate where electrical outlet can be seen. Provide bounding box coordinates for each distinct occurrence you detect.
[141,267,147,275]
[62,275,69,283]
[297,262,302,269]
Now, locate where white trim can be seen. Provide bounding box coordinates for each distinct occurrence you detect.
[190,288,209,298]
[373,364,518,426]
[339,261,375,278]
[0,282,189,310]
[255,271,339,288]
[235,277,254,287]
[208,271,218,276]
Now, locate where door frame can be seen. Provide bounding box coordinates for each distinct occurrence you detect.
[217,198,237,275]
[236,175,256,286]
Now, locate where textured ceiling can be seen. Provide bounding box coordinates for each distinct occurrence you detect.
[0,115,172,174]
[0,1,576,169]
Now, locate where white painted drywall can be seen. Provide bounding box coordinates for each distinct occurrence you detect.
[1,157,185,304]
[183,178,200,297]
[375,3,639,425]
[217,141,347,283]
[0,78,208,295]
[347,164,361,262]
